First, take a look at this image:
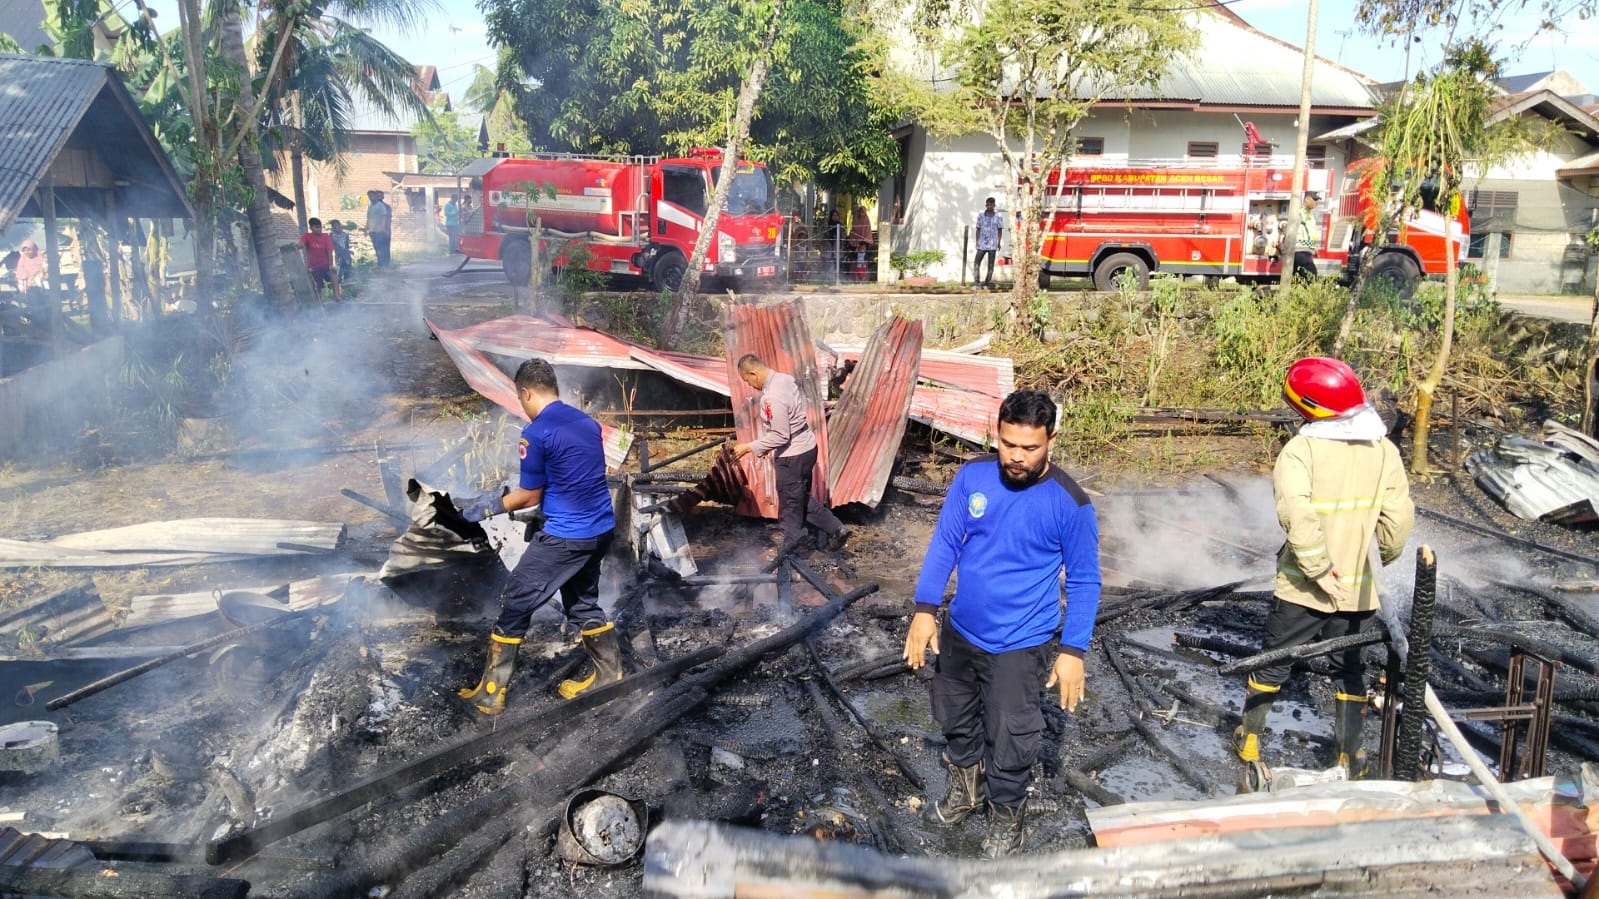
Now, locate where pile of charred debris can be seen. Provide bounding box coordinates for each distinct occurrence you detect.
[0,302,1597,897]
[3,441,1598,897]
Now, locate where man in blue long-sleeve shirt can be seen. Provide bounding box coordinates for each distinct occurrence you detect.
[903,389,1101,858]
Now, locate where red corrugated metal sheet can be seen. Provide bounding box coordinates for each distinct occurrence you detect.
[425,318,634,468]
[835,344,1012,398]
[722,299,830,520]
[435,314,652,370]
[908,387,1002,448]
[827,317,922,508]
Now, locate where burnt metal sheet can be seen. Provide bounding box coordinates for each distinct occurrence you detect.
[722,299,830,520]
[434,314,652,370]
[1465,435,1599,525]
[0,519,345,569]
[827,316,921,508]
[425,317,634,468]
[908,386,1001,449]
[0,55,193,231]
[630,347,730,396]
[834,343,1011,398]
[0,826,94,870]
[644,814,1564,897]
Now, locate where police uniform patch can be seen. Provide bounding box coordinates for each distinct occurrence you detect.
[968,492,988,518]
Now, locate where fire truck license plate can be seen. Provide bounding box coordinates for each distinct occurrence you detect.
[757,265,776,277]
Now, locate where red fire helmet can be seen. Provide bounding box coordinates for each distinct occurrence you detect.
[1282,357,1367,421]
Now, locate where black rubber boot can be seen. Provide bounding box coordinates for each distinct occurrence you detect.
[1233,684,1276,763]
[927,756,985,825]
[458,633,519,716]
[981,799,1026,858]
[558,622,625,700]
[1333,695,1369,778]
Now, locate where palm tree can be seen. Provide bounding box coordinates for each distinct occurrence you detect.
[255,13,432,234]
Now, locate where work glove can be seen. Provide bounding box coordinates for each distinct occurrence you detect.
[458,487,508,523]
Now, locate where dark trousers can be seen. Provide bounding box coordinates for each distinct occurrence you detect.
[1293,250,1318,280]
[1255,599,1373,696]
[774,447,843,543]
[493,530,613,638]
[974,248,996,285]
[372,231,392,267]
[931,624,1053,808]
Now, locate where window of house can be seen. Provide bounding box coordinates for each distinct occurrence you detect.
[661,166,708,216]
[1077,136,1105,156]
[1467,231,1513,258]
[1470,189,1519,219]
[1306,146,1327,169]
[405,190,426,212]
[1187,141,1219,159]
[1242,141,1272,157]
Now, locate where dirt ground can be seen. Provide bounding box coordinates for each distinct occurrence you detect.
[1,262,1596,897]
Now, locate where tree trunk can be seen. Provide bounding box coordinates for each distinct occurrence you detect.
[1409,208,1459,474]
[220,0,296,315]
[1007,177,1043,329]
[1583,275,1599,436]
[663,0,785,350]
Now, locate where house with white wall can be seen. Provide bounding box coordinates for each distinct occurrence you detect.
[1465,87,1599,294]
[879,4,1379,285]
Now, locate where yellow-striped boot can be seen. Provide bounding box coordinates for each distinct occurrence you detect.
[458,633,520,716]
[558,622,625,700]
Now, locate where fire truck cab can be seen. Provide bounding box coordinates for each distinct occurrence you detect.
[455,150,786,293]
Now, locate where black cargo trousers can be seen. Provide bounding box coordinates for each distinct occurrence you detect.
[931,623,1055,809]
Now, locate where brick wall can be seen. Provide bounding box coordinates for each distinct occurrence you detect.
[266,131,445,257]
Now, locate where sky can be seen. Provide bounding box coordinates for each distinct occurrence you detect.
[124,0,1599,101]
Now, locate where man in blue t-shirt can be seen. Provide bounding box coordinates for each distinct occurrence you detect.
[903,389,1101,858]
[456,358,619,714]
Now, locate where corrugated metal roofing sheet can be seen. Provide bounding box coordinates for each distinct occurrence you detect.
[425,317,634,468]
[1090,14,1377,110]
[834,343,1012,398]
[722,299,831,520]
[908,386,1002,448]
[0,54,192,231]
[827,316,921,508]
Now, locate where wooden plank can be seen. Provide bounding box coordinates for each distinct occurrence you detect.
[0,519,345,569]
[0,580,113,646]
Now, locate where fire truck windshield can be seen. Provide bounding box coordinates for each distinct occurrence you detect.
[713,166,775,215]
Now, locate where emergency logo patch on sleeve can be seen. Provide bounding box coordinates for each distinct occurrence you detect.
[761,399,773,422]
[968,492,988,519]
[518,437,528,460]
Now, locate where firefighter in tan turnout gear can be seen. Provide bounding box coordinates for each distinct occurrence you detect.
[1236,357,1414,790]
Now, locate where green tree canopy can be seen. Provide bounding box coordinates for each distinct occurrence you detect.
[478,0,899,195]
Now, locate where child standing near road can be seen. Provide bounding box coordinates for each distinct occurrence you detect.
[329,220,352,283]
[299,218,341,302]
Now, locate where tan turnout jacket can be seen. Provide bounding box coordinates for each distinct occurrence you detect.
[1273,435,1414,612]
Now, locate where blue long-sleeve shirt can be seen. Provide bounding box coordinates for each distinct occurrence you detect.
[914,457,1102,656]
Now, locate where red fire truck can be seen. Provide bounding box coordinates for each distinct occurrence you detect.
[456,150,786,292]
[1036,157,1468,294]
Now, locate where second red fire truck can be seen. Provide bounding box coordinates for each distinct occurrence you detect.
[457,149,786,292]
[1035,156,1470,294]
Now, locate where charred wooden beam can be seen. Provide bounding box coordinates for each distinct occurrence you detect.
[804,640,924,790]
[1395,547,1440,782]
[1056,766,1124,807]
[800,678,906,853]
[284,576,880,898]
[1415,505,1599,568]
[206,644,721,864]
[640,438,727,474]
[1101,640,1215,796]
[1217,630,1388,676]
[45,614,308,711]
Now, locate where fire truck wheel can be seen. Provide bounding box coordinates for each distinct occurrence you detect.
[1037,268,1052,291]
[1368,253,1420,299]
[652,252,688,293]
[502,239,532,286]
[1093,252,1149,292]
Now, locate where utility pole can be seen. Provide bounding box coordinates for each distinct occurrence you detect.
[1278,0,1319,297]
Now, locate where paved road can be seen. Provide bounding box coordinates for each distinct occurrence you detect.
[1499,294,1591,324]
